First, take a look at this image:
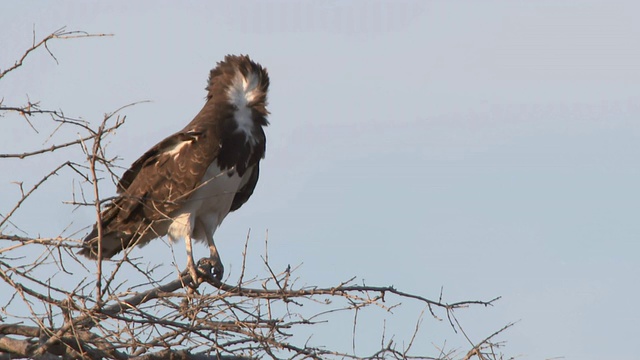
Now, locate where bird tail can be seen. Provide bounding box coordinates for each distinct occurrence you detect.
[78,202,128,259]
[78,230,127,259]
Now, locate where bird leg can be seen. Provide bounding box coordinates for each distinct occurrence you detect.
[203,235,224,281]
[184,234,200,285]
[200,231,224,281]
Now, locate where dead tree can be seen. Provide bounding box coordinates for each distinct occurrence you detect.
[0,28,513,360]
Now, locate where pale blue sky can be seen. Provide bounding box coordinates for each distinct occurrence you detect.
[2,1,639,359]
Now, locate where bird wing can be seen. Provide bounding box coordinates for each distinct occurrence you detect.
[117,129,218,219]
[79,126,222,258]
[230,163,259,212]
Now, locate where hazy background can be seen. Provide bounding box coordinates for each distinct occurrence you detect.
[2,1,639,358]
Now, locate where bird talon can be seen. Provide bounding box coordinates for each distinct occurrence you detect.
[197,257,224,282]
[184,263,200,287]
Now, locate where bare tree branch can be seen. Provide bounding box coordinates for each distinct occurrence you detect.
[0,26,112,80]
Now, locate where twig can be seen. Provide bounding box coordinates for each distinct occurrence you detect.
[462,322,516,360]
[0,162,72,229]
[0,119,125,159]
[0,27,112,80]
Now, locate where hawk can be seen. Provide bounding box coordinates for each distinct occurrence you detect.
[79,55,270,283]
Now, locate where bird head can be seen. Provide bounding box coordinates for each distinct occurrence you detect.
[206,54,270,119]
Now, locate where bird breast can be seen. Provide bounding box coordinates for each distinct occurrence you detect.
[167,161,245,242]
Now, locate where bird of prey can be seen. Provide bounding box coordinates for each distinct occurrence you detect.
[79,55,269,283]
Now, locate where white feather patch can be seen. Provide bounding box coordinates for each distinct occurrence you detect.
[167,162,255,243]
[227,72,260,144]
[168,212,193,242]
[164,140,190,158]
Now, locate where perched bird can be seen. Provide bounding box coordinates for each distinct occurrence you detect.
[79,55,269,283]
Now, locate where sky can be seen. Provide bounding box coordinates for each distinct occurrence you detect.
[1,1,640,359]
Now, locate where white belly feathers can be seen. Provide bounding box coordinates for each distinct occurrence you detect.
[167,162,252,243]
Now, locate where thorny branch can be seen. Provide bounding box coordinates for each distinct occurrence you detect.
[0,28,514,359]
[0,26,111,80]
[1,27,111,134]
[462,322,516,360]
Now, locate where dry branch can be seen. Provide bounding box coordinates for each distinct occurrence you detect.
[0,26,111,80]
